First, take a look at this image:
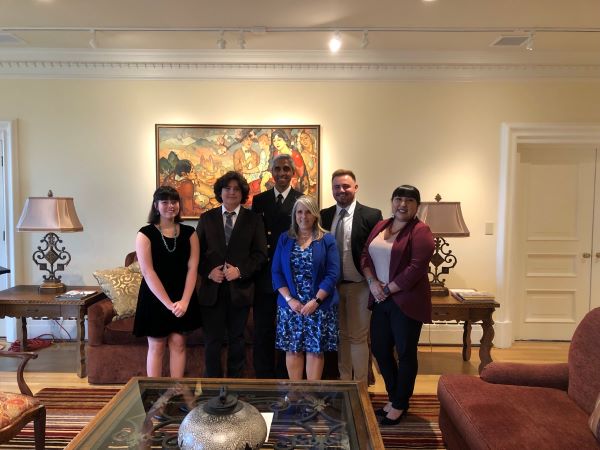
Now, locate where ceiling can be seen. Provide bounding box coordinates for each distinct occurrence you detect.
[1,0,600,79]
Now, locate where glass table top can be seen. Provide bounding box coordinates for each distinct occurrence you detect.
[68,377,383,449]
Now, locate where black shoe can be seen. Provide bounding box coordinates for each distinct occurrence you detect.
[380,409,408,426]
[374,408,387,417]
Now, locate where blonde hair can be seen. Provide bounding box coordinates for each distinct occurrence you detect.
[288,195,326,240]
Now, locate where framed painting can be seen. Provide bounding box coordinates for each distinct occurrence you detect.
[155,124,320,220]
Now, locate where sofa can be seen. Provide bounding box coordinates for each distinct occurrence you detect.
[87,252,340,384]
[87,252,255,384]
[437,307,600,450]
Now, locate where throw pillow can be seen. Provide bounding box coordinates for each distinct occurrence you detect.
[93,263,142,321]
[591,391,600,442]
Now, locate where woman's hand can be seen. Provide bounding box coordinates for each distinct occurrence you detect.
[171,300,189,318]
[287,298,303,314]
[300,299,320,316]
[369,279,387,303]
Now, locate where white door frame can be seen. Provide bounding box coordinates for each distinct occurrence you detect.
[497,123,600,347]
[0,120,19,340]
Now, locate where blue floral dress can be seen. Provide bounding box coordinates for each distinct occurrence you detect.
[275,241,338,353]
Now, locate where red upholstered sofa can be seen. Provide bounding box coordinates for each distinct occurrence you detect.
[437,307,600,450]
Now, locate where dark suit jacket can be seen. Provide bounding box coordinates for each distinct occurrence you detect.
[196,206,267,307]
[360,217,434,323]
[321,201,383,277]
[252,187,303,293]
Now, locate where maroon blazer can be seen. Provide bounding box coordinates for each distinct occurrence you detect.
[360,217,434,323]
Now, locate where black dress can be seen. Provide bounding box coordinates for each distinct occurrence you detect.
[133,224,200,337]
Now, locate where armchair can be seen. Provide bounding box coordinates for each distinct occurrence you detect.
[438,307,600,449]
[0,351,46,450]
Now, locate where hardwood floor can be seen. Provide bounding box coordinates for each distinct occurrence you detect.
[0,340,569,395]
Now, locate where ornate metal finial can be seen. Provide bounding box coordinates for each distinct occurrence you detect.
[47,190,54,197]
[434,193,442,202]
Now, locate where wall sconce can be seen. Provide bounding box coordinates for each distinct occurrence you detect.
[16,190,83,293]
[329,31,342,52]
[417,194,470,296]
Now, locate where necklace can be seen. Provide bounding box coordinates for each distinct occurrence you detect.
[158,224,179,253]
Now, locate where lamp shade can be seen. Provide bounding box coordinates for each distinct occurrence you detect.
[417,201,469,238]
[17,195,83,232]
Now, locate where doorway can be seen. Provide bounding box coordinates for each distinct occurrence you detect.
[498,124,600,346]
[515,144,598,339]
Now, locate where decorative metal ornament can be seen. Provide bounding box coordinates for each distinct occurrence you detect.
[178,386,267,450]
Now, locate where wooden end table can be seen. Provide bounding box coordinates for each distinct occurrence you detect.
[431,295,500,373]
[0,285,106,378]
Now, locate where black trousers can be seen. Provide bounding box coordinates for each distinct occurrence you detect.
[200,283,250,378]
[253,290,287,378]
[370,299,423,410]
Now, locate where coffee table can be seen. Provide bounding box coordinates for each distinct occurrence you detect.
[0,285,106,377]
[67,377,384,449]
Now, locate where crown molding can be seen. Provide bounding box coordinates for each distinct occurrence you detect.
[1,48,600,80]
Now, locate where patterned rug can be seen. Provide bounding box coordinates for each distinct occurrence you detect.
[1,388,445,449]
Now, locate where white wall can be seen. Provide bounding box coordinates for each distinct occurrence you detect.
[1,78,600,340]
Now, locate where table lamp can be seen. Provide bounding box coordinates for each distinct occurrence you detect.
[417,194,470,296]
[16,190,83,294]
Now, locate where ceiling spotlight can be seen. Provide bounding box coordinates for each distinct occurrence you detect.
[238,30,246,49]
[329,31,342,53]
[360,30,369,49]
[88,29,97,49]
[525,32,534,51]
[216,30,227,49]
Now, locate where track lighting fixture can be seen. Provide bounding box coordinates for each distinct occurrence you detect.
[329,31,342,52]
[525,32,534,51]
[216,30,226,49]
[238,30,246,49]
[88,29,97,49]
[360,30,369,49]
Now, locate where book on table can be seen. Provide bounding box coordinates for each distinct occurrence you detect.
[449,288,496,302]
[55,290,97,300]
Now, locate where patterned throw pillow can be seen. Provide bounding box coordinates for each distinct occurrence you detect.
[93,263,142,321]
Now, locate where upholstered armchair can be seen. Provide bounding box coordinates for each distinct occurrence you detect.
[0,351,45,450]
[437,307,600,449]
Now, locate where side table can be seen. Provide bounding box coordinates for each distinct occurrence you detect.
[431,295,500,373]
[0,285,106,378]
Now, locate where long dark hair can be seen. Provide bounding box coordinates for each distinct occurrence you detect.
[147,186,182,224]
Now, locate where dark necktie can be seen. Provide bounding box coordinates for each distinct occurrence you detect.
[224,211,236,245]
[335,209,347,276]
[276,193,284,208]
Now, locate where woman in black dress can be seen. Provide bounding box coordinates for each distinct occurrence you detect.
[133,186,200,377]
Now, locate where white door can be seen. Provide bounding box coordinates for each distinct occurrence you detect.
[515,144,598,340]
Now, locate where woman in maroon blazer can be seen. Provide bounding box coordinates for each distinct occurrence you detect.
[360,185,434,426]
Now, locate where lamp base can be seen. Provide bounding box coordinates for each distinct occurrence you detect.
[430,284,449,297]
[39,280,66,294]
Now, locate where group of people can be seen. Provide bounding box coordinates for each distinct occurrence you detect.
[132,153,435,426]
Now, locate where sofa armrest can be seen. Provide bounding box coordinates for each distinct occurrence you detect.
[480,361,569,390]
[87,298,116,346]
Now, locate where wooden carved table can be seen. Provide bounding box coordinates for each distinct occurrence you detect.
[431,295,500,373]
[0,285,106,378]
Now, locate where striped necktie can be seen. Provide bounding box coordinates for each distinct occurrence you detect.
[224,211,236,245]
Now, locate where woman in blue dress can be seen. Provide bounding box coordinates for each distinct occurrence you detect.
[272,195,340,380]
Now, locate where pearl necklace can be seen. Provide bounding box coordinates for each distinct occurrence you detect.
[159,224,179,253]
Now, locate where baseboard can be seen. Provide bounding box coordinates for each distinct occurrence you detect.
[420,319,513,349]
[18,318,85,341]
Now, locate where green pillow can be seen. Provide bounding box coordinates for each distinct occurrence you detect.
[93,263,142,321]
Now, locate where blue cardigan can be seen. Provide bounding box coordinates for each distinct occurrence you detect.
[271,232,340,310]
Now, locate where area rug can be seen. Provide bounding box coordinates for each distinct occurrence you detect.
[1,388,445,449]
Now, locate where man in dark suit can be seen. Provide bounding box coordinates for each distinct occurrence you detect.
[196,171,267,378]
[251,154,303,378]
[321,169,382,383]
